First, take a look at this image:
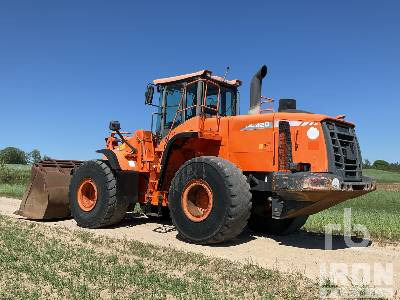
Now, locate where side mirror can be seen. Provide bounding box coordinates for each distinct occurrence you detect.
[109,120,121,131]
[145,85,154,105]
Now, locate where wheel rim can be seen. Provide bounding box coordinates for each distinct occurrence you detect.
[181,179,213,222]
[77,179,98,212]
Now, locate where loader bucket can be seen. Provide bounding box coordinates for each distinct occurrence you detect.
[15,160,83,220]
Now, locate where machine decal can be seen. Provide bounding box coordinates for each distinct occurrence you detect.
[287,121,302,127]
[241,120,319,131]
[240,121,272,131]
[300,121,319,126]
[272,120,319,127]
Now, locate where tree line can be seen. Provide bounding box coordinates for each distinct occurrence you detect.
[363,159,400,173]
[0,147,51,165]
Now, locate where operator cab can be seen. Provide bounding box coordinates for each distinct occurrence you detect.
[145,70,241,138]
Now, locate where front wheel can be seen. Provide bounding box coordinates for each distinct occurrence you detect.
[69,160,129,228]
[168,156,252,244]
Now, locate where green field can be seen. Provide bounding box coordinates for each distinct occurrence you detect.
[5,164,31,171]
[363,168,400,183]
[304,169,400,241]
[0,214,319,299]
[304,190,400,241]
[0,183,26,199]
[0,164,30,199]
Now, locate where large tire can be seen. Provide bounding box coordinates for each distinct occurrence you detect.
[69,160,129,228]
[168,156,252,244]
[248,192,308,235]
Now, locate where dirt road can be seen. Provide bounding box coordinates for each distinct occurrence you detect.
[1,197,399,293]
[378,183,400,191]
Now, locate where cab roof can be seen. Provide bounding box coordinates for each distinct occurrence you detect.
[153,70,242,87]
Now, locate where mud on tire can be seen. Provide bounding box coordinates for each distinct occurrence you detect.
[168,156,252,244]
[69,160,129,228]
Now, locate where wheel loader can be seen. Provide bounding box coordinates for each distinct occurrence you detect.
[16,65,376,244]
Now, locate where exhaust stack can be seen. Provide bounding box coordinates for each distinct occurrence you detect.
[249,65,268,114]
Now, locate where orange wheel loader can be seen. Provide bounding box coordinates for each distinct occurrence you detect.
[15,65,376,244]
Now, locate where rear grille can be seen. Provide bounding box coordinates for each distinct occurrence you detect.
[322,120,362,181]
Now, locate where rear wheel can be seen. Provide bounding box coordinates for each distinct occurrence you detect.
[69,160,129,228]
[168,156,252,244]
[248,192,308,235]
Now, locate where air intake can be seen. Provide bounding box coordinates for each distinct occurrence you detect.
[278,99,297,112]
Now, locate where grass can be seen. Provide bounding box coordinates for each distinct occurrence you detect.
[0,164,30,199]
[304,169,400,241]
[304,190,400,241]
[5,164,31,171]
[363,169,400,183]
[0,183,26,199]
[0,215,320,299]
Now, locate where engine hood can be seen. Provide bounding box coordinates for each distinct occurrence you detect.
[229,112,355,128]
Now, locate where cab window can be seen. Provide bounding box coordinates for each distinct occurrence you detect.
[165,85,183,130]
[155,88,163,135]
[155,84,183,137]
[220,86,236,116]
[185,82,198,121]
[204,82,219,116]
[154,81,237,138]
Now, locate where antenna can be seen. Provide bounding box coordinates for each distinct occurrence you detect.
[222,66,230,81]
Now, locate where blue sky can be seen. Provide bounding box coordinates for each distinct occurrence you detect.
[0,1,399,162]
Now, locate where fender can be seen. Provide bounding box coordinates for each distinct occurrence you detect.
[157,131,198,190]
[96,149,121,170]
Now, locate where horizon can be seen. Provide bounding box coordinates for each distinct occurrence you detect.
[0,1,399,162]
